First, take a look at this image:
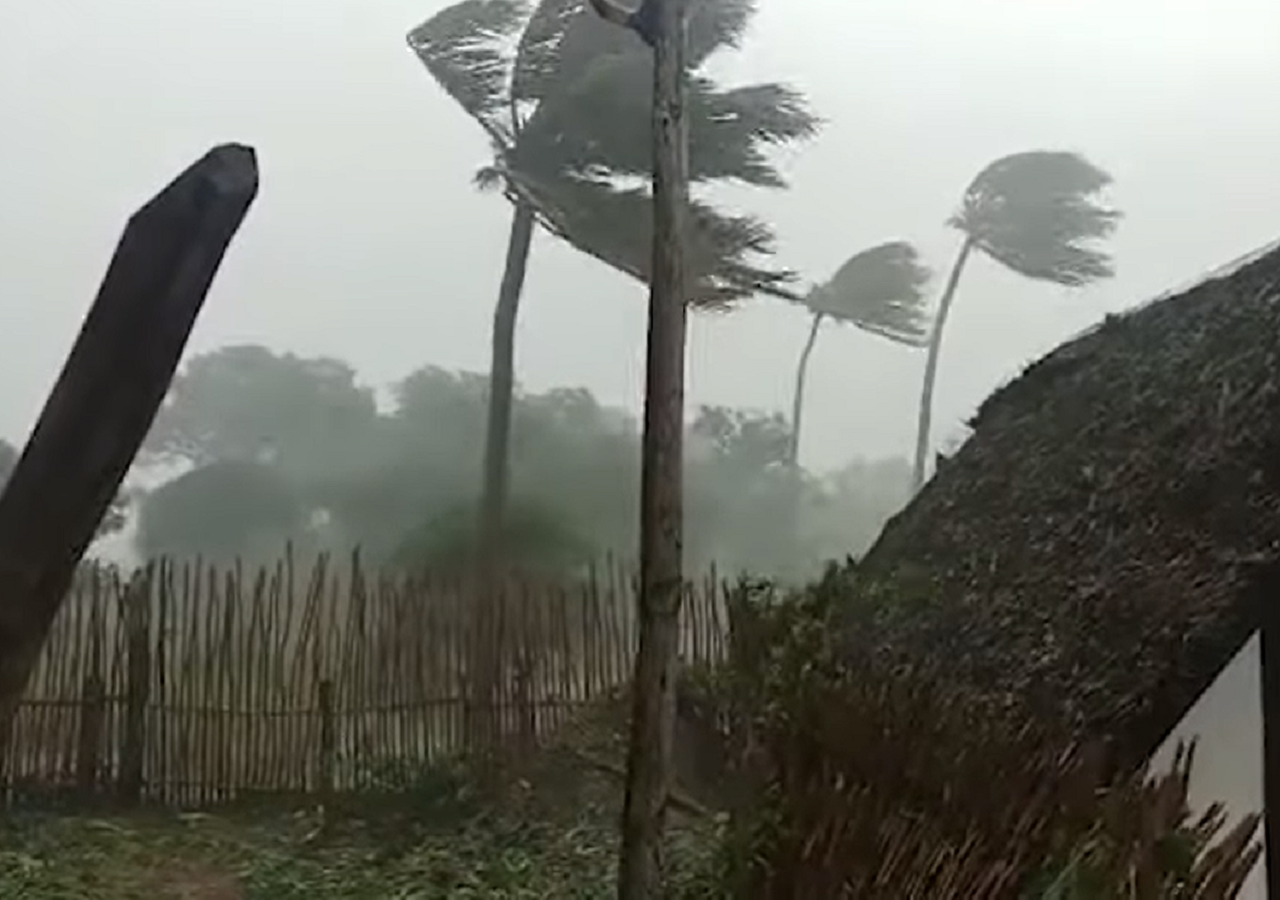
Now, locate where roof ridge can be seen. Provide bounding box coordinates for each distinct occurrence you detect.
[1059,235,1280,349]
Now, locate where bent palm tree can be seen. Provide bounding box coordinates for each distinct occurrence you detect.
[789,241,931,466]
[407,0,817,567]
[911,150,1120,491]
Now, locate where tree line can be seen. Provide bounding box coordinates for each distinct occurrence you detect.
[62,343,904,579]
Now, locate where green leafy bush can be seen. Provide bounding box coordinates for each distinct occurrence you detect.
[690,569,1261,898]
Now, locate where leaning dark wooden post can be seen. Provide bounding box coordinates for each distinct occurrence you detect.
[0,145,258,752]
[590,0,689,895]
[1257,559,1280,899]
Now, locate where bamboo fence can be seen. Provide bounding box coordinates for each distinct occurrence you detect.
[4,553,728,807]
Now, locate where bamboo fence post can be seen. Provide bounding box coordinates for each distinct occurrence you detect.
[118,573,152,805]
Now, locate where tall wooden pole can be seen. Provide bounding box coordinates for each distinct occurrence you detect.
[589,0,690,895]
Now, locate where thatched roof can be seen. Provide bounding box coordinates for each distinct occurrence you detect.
[843,237,1280,768]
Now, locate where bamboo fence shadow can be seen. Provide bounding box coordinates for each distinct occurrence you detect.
[3,552,728,807]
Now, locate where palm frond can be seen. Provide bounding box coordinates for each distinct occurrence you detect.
[953,150,1121,286]
[473,164,507,191]
[510,171,792,305]
[512,0,636,107]
[806,241,932,346]
[515,51,816,186]
[686,0,757,66]
[415,0,812,302]
[513,0,759,111]
[510,51,649,178]
[558,178,790,306]
[697,83,821,186]
[406,0,529,146]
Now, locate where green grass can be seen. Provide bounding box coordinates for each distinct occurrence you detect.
[0,808,616,898]
[0,754,723,899]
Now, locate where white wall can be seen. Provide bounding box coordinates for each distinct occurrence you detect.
[1150,634,1265,898]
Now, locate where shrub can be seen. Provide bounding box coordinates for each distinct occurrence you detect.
[692,568,1261,898]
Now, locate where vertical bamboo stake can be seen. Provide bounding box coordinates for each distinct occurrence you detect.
[316,678,335,806]
[75,580,106,802]
[247,565,268,793]
[197,560,216,805]
[119,569,152,805]
[420,585,439,760]
[515,581,536,755]
[443,582,461,756]
[155,561,170,802]
[216,569,235,802]
[74,673,105,801]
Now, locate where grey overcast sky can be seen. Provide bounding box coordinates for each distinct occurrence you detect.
[2,0,1278,471]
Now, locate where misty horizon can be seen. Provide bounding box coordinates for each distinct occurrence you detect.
[3,0,1279,473]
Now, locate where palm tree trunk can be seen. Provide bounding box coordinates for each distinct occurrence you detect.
[618,0,689,895]
[470,198,535,756]
[478,200,536,564]
[787,312,824,466]
[911,236,974,493]
[779,312,823,575]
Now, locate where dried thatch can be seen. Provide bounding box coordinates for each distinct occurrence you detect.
[844,238,1280,767]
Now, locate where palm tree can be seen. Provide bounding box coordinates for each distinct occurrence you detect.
[788,241,931,466]
[911,150,1120,491]
[406,0,818,567]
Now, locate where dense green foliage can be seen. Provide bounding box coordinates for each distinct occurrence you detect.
[135,460,308,563]
[142,344,380,479]
[689,572,1259,897]
[133,344,910,576]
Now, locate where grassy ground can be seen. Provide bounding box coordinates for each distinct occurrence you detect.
[0,749,720,899]
[0,806,614,898]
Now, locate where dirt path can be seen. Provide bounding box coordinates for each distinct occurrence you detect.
[152,863,245,900]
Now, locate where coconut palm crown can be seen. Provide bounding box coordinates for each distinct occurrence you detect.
[789,241,931,464]
[953,150,1120,286]
[911,150,1121,491]
[407,0,819,302]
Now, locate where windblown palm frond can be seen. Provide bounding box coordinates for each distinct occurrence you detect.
[472,164,507,191]
[406,0,528,146]
[514,172,791,305]
[515,51,817,186]
[806,241,932,346]
[513,0,756,108]
[952,151,1121,286]
[409,0,813,302]
[686,0,756,65]
[512,0,633,107]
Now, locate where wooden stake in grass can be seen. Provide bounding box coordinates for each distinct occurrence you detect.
[588,0,689,896]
